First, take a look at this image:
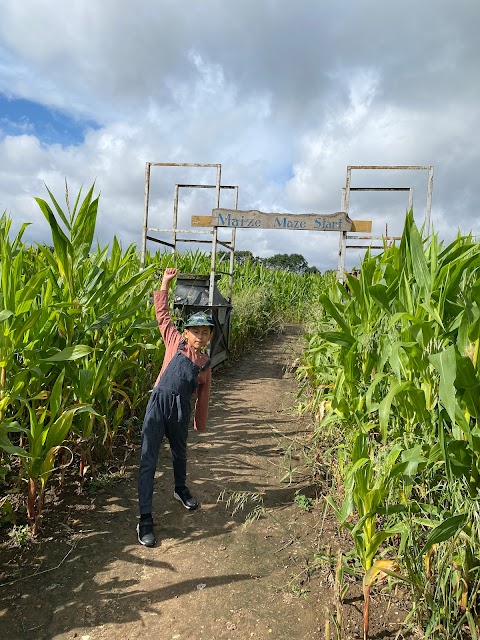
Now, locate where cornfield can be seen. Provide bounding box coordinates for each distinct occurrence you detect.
[6,180,473,636]
[0,184,328,535]
[298,211,480,637]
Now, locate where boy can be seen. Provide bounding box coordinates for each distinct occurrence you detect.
[137,268,214,547]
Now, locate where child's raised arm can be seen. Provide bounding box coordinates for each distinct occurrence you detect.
[160,267,178,291]
[154,268,181,347]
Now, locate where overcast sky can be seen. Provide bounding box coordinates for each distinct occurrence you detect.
[0,0,478,271]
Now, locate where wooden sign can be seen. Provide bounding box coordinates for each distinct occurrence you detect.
[207,208,353,231]
[191,215,372,233]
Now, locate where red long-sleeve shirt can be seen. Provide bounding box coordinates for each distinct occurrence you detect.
[153,290,211,432]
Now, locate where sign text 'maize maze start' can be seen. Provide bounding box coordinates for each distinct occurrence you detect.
[212,209,353,232]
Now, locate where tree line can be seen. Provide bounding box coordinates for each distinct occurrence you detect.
[218,250,319,274]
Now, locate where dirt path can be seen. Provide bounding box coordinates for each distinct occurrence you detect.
[1,326,339,640]
[0,325,416,640]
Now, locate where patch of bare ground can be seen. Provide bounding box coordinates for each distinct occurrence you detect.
[0,325,418,640]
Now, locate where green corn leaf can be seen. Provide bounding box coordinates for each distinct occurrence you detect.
[421,513,468,554]
[113,301,149,324]
[388,312,418,329]
[35,197,73,295]
[455,354,478,389]
[368,283,391,311]
[321,331,356,348]
[1,243,14,312]
[365,372,385,413]
[43,405,100,453]
[72,186,99,258]
[445,301,465,333]
[399,270,414,315]
[77,367,95,399]
[427,442,443,464]
[446,440,472,478]
[399,445,427,477]
[42,407,76,453]
[374,504,410,517]
[345,457,371,481]
[388,342,413,381]
[365,524,405,568]
[11,308,44,343]
[454,402,472,441]
[429,345,457,425]
[85,311,115,332]
[319,294,351,333]
[103,265,156,307]
[43,345,93,361]
[325,495,342,521]
[92,339,123,394]
[420,300,445,329]
[36,243,62,275]
[445,251,480,302]
[460,386,480,420]
[378,380,415,439]
[71,183,84,218]
[0,421,29,457]
[49,369,65,423]
[83,271,120,308]
[346,273,362,300]
[0,310,14,323]
[15,268,49,314]
[25,403,42,456]
[80,266,107,299]
[408,388,430,423]
[0,420,28,434]
[11,222,31,250]
[325,494,354,527]
[45,184,72,231]
[409,218,431,293]
[130,320,159,330]
[0,431,29,457]
[471,427,480,455]
[468,316,480,345]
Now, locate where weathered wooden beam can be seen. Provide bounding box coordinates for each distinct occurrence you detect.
[350,220,372,232]
[192,216,214,227]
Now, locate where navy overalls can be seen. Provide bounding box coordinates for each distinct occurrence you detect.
[138,344,211,515]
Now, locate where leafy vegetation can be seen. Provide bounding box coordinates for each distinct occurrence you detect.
[218,249,318,273]
[298,211,480,637]
[8,179,477,636]
[0,183,328,535]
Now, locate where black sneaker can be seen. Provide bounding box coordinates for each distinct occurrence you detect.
[137,520,156,547]
[174,486,198,510]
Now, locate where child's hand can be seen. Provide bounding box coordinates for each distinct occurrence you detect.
[161,268,178,289]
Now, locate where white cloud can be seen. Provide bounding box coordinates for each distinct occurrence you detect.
[0,0,479,271]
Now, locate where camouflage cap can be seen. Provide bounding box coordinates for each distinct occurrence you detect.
[184,311,214,328]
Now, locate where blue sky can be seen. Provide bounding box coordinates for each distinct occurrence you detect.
[0,95,98,145]
[0,0,479,270]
